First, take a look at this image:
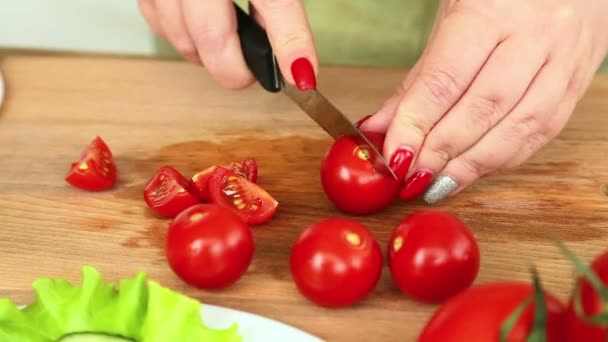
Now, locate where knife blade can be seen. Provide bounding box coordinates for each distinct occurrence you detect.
[233,2,396,179]
[281,84,397,179]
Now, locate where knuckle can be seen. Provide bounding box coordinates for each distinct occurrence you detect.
[466,95,505,131]
[172,39,197,59]
[419,68,462,107]
[459,156,488,178]
[507,111,542,140]
[193,25,231,51]
[395,113,432,140]
[276,31,310,51]
[428,143,453,165]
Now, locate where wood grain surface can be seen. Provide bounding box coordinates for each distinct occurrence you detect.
[0,55,607,341]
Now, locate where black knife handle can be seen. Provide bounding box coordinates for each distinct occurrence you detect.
[233,3,282,93]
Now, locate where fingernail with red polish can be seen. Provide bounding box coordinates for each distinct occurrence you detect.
[291,57,316,90]
[355,114,372,129]
[389,148,414,181]
[400,170,433,201]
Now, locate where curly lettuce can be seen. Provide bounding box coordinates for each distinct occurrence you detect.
[0,266,241,342]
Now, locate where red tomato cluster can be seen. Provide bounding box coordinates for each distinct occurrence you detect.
[142,158,278,289]
[289,211,480,308]
[143,158,277,225]
[65,136,608,341]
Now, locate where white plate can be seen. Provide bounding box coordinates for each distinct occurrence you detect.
[0,67,4,109]
[202,304,324,342]
[17,302,324,341]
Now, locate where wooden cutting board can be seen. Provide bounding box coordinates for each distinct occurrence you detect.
[0,55,607,341]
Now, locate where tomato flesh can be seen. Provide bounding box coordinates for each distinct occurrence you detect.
[208,166,277,226]
[564,250,608,341]
[191,166,216,202]
[191,158,258,202]
[289,217,383,307]
[320,132,400,215]
[143,166,200,218]
[65,136,117,191]
[388,210,480,303]
[165,203,254,289]
[418,282,566,341]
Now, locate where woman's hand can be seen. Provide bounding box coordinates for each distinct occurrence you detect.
[360,0,608,204]
[138,0,317,90]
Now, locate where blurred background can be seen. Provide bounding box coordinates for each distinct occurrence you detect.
[0,0,606,71]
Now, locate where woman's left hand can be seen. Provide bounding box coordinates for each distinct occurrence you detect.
[359,0,608,204]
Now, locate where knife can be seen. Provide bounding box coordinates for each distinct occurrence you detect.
[232,3,397,180]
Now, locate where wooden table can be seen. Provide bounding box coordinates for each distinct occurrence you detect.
[0,55,607,341]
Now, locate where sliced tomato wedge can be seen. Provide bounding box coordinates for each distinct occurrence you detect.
[208,166,277,226]
[231,158,258,182]
[65,136,117,191]
[191,166,216,202]
[143,166,201,217]
[191,158,258,202]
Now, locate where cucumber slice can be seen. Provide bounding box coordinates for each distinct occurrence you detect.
[58,332,134,342]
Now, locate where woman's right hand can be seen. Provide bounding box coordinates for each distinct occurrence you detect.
[138,0,318,90]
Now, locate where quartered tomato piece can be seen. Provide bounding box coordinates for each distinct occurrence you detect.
[208,166,277,226]
[65,136,117,191]
[143,166,200,217]
[191,158,258,202]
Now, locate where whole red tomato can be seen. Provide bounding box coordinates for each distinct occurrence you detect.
[289,217,383,307]
[320,133,400,215]
[388,211,480,303]
[165,203,254,290]
[418,282,566,342]
[564,250,608,341]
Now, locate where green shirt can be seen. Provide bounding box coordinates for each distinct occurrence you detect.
[157,0,608,72]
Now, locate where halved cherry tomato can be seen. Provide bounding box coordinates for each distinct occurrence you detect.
[388,210,480,303]
[208,166,278,226]
[289,217,383,308]
[320,133,400,215]
[166,203,254,289]
[564,250,608,341]
[143,166,200,217]
[65,136,117,191]
[191,158,258,202]
[418,282,566,341]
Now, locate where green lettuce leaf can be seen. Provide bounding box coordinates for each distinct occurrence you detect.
[141,281,240,342]
[0,266,241,342]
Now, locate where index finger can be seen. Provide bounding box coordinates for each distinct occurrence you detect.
[250,0,317,89]
[383,9,503,160]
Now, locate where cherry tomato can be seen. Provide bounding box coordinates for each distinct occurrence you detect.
[191,158,258,202]
[65,136,117,191]
[289,217,383,308]
[320,133,400,215]
[564,250,608,341]
[191,166,216,202]
[165,203,254,289]
[208,166,278,226]
[418,282,566,341]
[388,211,480,303]
[143,166,200,217]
